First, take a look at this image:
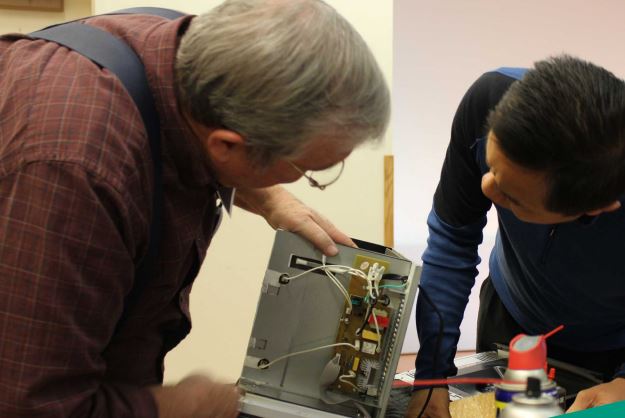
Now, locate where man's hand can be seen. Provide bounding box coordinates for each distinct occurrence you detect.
[567,377,625,413]
[235,186,355,256]
[150,374,241,418]
[405,388,451,418]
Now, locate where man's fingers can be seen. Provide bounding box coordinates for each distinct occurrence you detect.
[311,212,357,249]
[327,226,357,249]
[567,389,594,413]
[293,216,339,256]
[566,398,586,413]
[269,197,356,256]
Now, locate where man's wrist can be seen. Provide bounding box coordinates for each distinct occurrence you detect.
[149,384,196,418]
[412,385,449,395]
[237,186,294,222]
[235,186,274,212]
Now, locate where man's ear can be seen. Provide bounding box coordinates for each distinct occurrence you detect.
[585,200,621,216]
[204,129,245,163]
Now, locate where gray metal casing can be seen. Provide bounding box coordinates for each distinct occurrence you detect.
[239,230,420,417]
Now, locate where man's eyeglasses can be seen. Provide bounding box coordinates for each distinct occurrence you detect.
[287,160,345,190]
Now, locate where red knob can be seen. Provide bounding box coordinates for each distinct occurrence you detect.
[548,367,556,380]
[508,334,547,370]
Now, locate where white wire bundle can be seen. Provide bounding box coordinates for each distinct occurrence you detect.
[283,257,371,314]
[338,370,359,391]
[258,342,358,369]
[270,259,387,367]
[283,263,367,281]
[365,263,384,346]
[366,262,385,301]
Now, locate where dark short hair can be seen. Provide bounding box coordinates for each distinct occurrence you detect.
[487,55,625,215]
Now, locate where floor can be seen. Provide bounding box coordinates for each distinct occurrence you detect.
[396,351,476,373]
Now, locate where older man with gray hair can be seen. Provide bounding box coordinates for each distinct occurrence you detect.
[0,1,389,417]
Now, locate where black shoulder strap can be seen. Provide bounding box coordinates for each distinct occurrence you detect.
[110,7,186,20]
[28,8,184,307]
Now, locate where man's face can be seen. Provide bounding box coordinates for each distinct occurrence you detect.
[481,132,580,224]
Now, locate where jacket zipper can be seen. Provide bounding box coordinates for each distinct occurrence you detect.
[540,226,558,264]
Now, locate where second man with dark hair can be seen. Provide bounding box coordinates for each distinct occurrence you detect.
[407,55,625,417]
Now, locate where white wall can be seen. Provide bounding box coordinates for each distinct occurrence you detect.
[93,0,393,383]
[394,0,625,352]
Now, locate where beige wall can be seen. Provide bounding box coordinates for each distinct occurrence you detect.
[0,0,91,33]
[91,0,393,384]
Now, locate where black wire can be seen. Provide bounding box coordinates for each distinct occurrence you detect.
[355,300,376,336]
[416,285,444,418]
[381,274,408,282]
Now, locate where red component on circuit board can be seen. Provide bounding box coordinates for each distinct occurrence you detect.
[368,315,390,329]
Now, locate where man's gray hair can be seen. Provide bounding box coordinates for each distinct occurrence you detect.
[175,0,390,165]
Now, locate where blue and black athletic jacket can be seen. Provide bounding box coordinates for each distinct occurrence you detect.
[415,69,625,381]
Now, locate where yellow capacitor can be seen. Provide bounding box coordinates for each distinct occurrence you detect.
[362,329,380,342]
[352,357,360,372]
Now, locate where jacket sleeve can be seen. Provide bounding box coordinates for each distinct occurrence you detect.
[415,210,487,379]
[414,72,514,380]
[0,161,156,418]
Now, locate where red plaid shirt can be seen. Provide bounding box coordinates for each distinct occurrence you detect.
[0,14,224,417]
